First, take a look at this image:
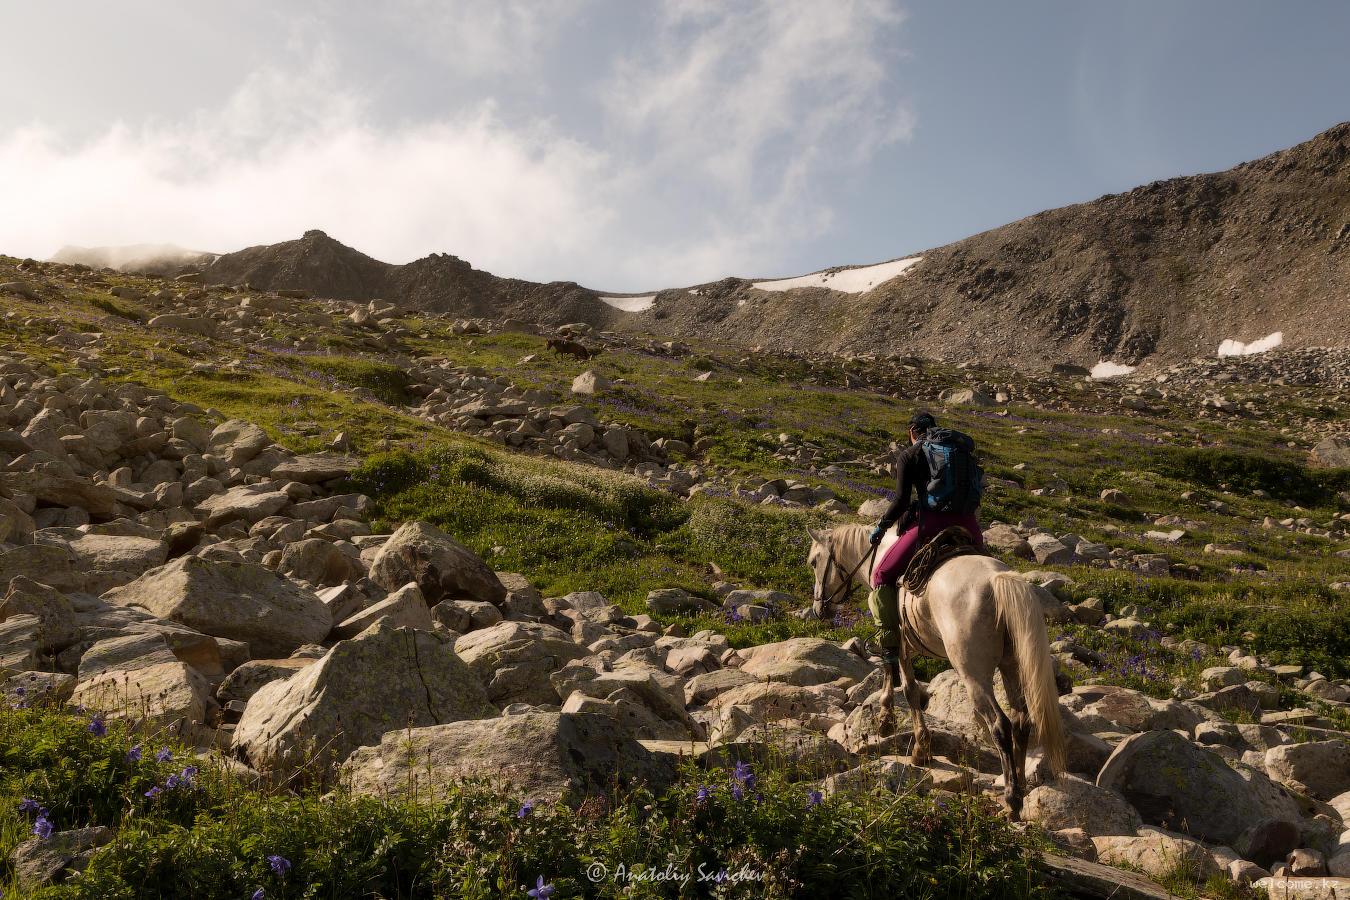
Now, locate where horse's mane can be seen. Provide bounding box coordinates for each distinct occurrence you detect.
[830,522,872,575]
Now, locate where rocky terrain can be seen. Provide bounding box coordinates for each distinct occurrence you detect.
[1,254,1349,898]
[55,122,1350,372]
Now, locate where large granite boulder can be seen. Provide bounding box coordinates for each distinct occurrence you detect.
[341,710,675,802]
[1097,729,1306,863]
[368,521,505,606]
[103,556,331,658]
[736,637,872,687]
[233,622,494,777]
[454,621,588,706]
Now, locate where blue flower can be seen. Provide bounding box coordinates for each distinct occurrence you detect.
[526,875,555,898]
[155,747,172,763]
[517,800,533,818]
[251,890,265,900]
[87,716,107,737]
[267,855,291,877]
[732,761,756,790]
[33,814,54,840]
[731,785,744,802]
[807,790,823,807]
[165,774,181,790]
[695,785,711,803]
[144,786,161,799]
[18,798,39,814]
[127,745,142,763]
[181,765,199,783]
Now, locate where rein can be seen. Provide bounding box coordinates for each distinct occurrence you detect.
[816,539,878,614]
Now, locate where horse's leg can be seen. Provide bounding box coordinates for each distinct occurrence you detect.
[962,672,1021,820]
[898,644,931,765]
[999,659,1033,803]
[878,655,899,737]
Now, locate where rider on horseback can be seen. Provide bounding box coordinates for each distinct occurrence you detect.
[867,411,985,656]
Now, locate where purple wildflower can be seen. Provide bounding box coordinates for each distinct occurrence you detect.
[732,761,756,790]
[165,774,181,790]
[695,785,711,803]
[127,745,143,763]
[251,891,265,900]
[267,855,291,877]
[807,790,823,807]
[526,875,555,899]
[517,800,533,818]
[155,747,172,763]
[731,785,744,802]
[18,798,40,814]
[144,786,161,799]
[88,716,107,737]
[33,814,54,840]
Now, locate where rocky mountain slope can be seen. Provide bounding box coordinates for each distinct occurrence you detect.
[53,122,1350,371]
[2,256,1349,895]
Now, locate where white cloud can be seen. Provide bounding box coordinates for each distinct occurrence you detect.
[0,2,914,290]
[601,0,914,280]
[0,61,616,281]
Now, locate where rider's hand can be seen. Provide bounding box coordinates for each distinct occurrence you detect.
[869,525,884,545]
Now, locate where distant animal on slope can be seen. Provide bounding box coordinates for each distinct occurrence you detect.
[546,338,600,361]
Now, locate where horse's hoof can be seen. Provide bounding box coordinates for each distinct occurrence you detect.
[911,747,931,767]
[876,712,897,737]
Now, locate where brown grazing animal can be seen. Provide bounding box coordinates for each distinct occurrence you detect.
[546,338,600,361]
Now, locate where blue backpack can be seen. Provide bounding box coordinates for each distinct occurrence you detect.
[920,428,984,514]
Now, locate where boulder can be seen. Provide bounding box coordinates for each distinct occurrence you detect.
[1097,729,1305,855]
[453,621,589,706]
[737,637,873,687]
[570,370,611,395]
[1091,828,1220,881]
[645,588,714,614]
[0,544,83,592]
[341,711,674,802]
[10,826,113,892]
[72,660,215,736]
[1310,435,1350,468]
[195,485,290,527]
[46,531,168,594]
[1026,533,1076,566]
[209,419,270,466]
[331,582,433,639]
[0,614,42,671]
[368,521,505,606]
[0,469,117,518]
[1265,741,1350,801]
[233,622,493,776]
[278,538,354,586]
[983,524,1034,559]
[215,657,315,703]
[104,556,331,658]
[271,453,360,484]
[1,576,77,652]
[147,314,216,337]
[1024,775,1142,836]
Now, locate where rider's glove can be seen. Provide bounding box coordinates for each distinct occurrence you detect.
[869,525,884,546]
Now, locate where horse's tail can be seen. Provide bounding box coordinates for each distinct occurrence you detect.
[991,573,1066,775]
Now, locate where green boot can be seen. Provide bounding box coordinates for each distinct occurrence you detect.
[866,584,902,653]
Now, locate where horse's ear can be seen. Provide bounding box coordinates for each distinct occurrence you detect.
[806,526,830,546]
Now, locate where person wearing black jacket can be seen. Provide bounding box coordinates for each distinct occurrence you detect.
[865,412,985,650]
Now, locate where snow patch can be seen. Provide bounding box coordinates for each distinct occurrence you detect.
[1218,331,1282,357]
[599,295,656,312]
[1090,361,1136,379]
[752,256,922,294]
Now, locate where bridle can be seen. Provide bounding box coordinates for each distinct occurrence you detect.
[813,537,879,618]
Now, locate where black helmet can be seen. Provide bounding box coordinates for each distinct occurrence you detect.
[908,411,937,433]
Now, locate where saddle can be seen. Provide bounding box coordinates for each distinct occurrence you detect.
[900,526,988,596]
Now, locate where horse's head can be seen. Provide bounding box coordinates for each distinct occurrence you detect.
[805,525,846,612]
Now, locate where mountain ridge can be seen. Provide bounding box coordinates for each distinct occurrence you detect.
[51,122,1350,367]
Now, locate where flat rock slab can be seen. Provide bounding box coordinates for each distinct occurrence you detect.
[1039,853,1174,899]
[271,453,361,484]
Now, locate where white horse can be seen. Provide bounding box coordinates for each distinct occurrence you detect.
[807,523,1065,819]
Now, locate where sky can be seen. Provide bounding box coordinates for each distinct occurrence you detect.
[1,1,1347,291]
